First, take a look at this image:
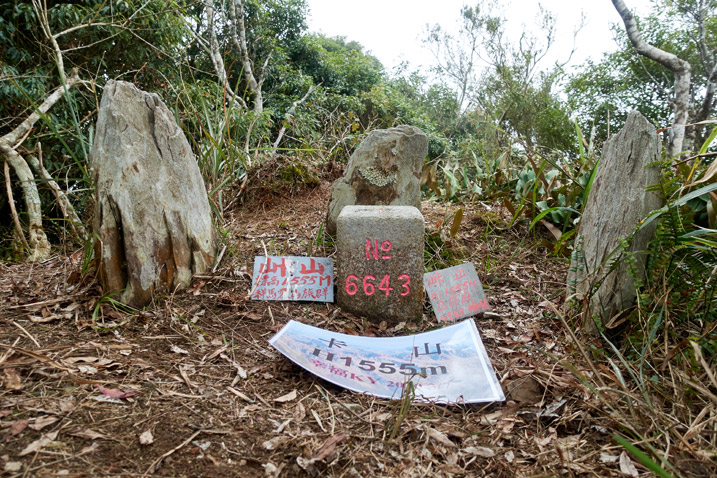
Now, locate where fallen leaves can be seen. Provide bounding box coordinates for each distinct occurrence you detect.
[262,435,290,451]
[312,433,347,461]
[4,461,22,472]
[505,375,544,404]
[220,353,248,380]
[424,426,456,448]
[9,419,29,437]
[619,451,640,477]
[170,344,190,355]
[9,415,59,436]
[273,389,297,403]
[139,430,154,445]
[19,431,59,456]
[3,368,23,390]
[79,442,100,455]
[296,433,348,476]
[70,428,111,440]
[94,384,138,400]
[462,446,495,458]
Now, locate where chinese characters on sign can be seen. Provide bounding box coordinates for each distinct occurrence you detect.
[269,319,504,404]
[424,263,490,323]
[251,256,333,302]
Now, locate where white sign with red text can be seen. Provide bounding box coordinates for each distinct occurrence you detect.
[251,256,333,302]
[424,263,490,323]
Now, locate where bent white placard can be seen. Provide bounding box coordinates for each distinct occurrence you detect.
[269,319,504,404]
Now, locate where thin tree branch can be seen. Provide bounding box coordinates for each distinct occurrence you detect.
[52,22,115,39]
[3,160,31,252]
[272,84,318,150]
[27,144,87,241]
[33,0,67,85]
[2,71,81,150]
[611,0,691,157]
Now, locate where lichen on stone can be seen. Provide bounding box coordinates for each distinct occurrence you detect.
[359,166,396,187]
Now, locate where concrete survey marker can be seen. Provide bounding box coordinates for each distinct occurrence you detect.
[251,256,333,302]
[337,206,424,324]
[424,263,490,322]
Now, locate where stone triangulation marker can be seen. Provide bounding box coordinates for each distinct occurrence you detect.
[337,206,424,324]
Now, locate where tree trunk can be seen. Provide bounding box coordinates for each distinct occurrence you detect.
[0,73,81,261]
[0,144,51,261]
[204,1,237,102]
[27,148,87,241]
[691,1,717,147]
[3,160,31,252]
[230,0,264,113]
[611,0,691,158]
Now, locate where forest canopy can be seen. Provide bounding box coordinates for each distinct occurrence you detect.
[0,0,714,277]
[1,0,715,259]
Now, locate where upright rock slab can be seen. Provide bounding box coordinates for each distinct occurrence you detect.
[91,80,215,307]
[567,111,662,332]
[326,125,428,235]
[337,206,424,324]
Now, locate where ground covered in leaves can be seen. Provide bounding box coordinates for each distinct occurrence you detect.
[0,179,711,477]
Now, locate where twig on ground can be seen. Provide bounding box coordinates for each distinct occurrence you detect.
[690,340,717,391]
[8,297,73,309]
[144,429,202,475]
[0,343,72,371]
[12,320,41,348]
[0,337,21,366]
[246,240,269,299]
[212,245,227,273]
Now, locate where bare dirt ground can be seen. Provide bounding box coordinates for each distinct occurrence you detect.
[0,179,710,477]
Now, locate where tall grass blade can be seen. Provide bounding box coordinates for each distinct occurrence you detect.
[613,434,675,478]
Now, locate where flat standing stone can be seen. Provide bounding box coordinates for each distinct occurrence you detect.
[250,256,334,302]
[326,125,428,235]
[566,110,662,333]
[337,206,424,324]
[91,80,216,307]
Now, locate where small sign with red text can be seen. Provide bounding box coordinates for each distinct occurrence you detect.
[251,256,333,302]
[424,263,490,322]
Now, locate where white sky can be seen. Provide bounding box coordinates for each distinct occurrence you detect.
[305,0,653,75]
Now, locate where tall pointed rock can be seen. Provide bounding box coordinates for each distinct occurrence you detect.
[91,81,215,307]
[567,111,663,333]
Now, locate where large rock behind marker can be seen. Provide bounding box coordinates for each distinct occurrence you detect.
[91,80,215,307]
[567,111,662,332]
[326,125,428,234]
